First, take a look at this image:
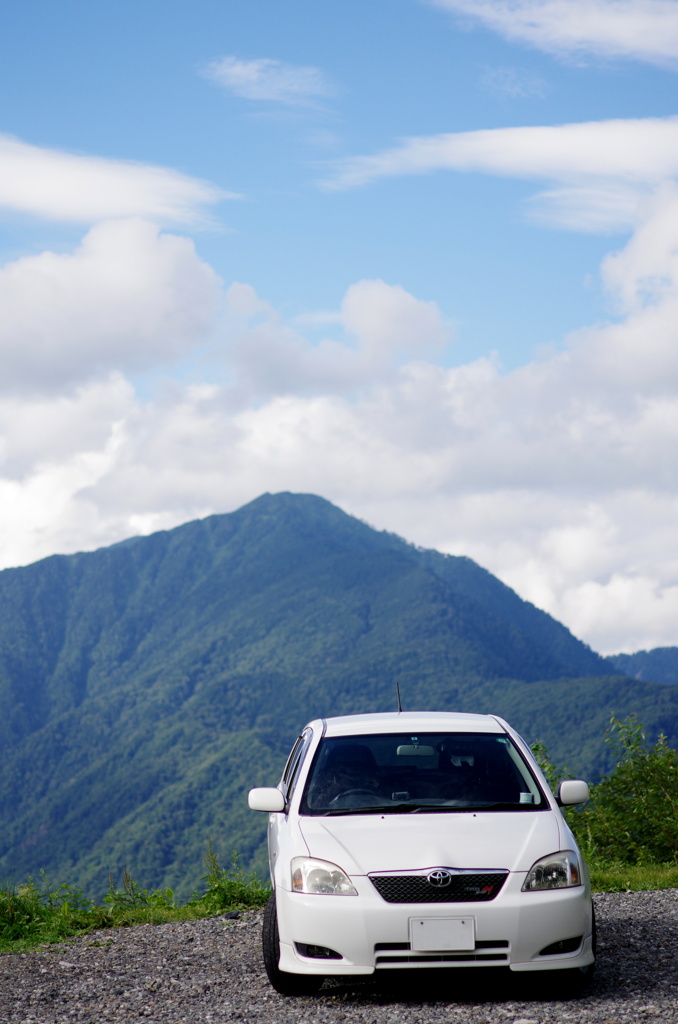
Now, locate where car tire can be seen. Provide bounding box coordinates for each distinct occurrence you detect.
[262,893,324,996]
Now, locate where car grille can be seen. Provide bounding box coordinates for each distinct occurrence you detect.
[369,871,508,903]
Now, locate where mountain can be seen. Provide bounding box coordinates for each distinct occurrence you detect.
[607,648,678,686]
[1,492,676,898]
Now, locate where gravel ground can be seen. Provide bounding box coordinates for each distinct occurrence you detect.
[0,890,675,1024]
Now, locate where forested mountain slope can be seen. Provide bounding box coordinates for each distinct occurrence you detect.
[607,647,678,686]
[1,492,676,897]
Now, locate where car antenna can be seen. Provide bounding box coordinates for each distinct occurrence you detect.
[396,682,403,713]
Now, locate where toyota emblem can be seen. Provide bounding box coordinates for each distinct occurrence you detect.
[427,869,453,888]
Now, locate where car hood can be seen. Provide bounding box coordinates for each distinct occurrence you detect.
[299,811,560,875]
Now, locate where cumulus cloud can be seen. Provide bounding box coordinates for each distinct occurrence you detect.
[2,133,678,652]
[0,376,137,566]
[203,56,334,106]
[3,305,675,655]
[430,0,678,65]
[341,280,450,357]
[0,375,134,480]
[0,134,231,224]
[221,279,451,400]
[0,219,221,394]
[2,226,677,654]
[601,182,678,305]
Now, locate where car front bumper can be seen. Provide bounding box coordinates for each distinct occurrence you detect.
[276,872,594,975]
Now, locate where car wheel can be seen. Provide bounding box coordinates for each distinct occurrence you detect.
[262,893,324,996]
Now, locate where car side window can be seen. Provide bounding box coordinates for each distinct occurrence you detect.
[283,728,314,802]
[281,736,304,788]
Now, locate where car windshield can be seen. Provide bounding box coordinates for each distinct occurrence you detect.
[300,731,547,815]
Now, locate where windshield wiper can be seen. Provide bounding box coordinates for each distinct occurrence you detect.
[457,802,536,811]
[317,800,538,817]
[320,803,425,816]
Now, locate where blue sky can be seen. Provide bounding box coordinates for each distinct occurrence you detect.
[2,0,678,653]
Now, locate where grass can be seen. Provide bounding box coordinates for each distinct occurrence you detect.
[0,843,271,954]
[589,860,678,893]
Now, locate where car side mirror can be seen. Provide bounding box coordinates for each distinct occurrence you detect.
[557,780,590,806]
[248,787,286,812]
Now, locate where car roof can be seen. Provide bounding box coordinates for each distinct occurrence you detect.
[318,711,506,738]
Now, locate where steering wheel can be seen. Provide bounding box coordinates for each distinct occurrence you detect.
[329,788,380,805]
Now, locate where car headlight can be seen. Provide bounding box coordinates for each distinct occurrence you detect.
[291,857,358,895]
[522,851,582,891]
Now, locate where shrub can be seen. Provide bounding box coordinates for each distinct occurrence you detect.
[0,844,270,951]
[0,873,96,947]
[577,716,678,865]
[189,840,270,914]
[533,716,678,866]
[0,882,47,943]
[101,869,179,925]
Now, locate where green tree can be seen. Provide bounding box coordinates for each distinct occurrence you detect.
[577,716,678,865]
[531,738,572,793]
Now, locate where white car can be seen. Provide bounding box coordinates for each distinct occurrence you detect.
[248,711,595,996]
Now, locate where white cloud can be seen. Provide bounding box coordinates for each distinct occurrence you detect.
[0,375,134,479]
[0,219,221,394]
[225,282,275,320]
[324,116,678,233]
[341,280,450,357]
[430,0,678,65]
[327,118,678,190]
[1,149,678,653]
[601,182,678,305]
[203,56,334,106]
[525,182,649,233]
[2,238,677,654]
[559,575,678,654]
[0,134,231,224]
[221,279,451,400]
[0,377,136,566]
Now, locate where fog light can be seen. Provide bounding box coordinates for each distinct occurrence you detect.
[539,936,583,955]
[295,942,342,959]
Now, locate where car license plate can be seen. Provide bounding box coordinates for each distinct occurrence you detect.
[409,916,475,951]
